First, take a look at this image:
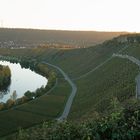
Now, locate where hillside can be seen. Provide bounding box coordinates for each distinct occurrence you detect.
[0,34,140,139]
[0,28,126,48]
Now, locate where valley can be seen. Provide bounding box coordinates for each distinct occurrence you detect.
[0,32,140,139]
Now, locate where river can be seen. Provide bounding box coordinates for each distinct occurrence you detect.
[0,60,48,103]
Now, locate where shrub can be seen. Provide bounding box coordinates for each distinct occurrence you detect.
[6,99,15,108]
[0,102,5,110]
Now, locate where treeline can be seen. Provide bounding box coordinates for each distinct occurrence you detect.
[0,65,11,89]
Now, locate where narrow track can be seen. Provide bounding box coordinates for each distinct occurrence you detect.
[113,54,140,99]
[43,62,77,121]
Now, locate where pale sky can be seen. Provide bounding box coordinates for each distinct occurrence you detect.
[0,0,140,32]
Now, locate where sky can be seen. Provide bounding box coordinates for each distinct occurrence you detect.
[0,0,140,32]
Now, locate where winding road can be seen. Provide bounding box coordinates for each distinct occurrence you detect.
[43,62,77,121]
[43,52,140,121]
[113,54,140,99]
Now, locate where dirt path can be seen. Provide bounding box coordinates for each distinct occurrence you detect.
[43,62,77,121]
[113,54,140,99]
[73,46,129,80]
[73,57,112,80]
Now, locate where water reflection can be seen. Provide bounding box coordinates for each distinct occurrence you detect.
[0,60,48,103]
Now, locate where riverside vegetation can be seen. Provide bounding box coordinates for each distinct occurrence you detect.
[0,34,140,139]
[0,57,56,112]
[0,64,11,89]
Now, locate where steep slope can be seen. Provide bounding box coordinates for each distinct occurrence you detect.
[0,37,126,78]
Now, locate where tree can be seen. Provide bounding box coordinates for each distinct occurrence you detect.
[24,91,34,99]
[10,90,17,101]
[0,102,5,110]
[6,99,15,108]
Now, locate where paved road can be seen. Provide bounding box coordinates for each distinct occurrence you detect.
[135,75,140,99]
[113,54,140,99]
[113,54,140,66]
[43,62,77,121]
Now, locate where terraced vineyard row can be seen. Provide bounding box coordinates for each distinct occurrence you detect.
[0,36,140,137]
[0,75,71,137]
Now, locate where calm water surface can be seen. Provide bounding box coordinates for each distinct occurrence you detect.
[0,60,48,103]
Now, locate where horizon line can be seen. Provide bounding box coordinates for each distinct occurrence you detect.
[0,26,138,33]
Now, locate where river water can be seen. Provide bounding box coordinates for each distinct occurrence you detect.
[0,60,48,103]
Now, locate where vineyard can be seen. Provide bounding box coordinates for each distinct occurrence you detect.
[0,34,140,139]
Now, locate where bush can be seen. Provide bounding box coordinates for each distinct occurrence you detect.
[15,96,29,105]
[24,91,35,99]
[10,100,140,140]
[6,99,15,108]
[0,102,5,110]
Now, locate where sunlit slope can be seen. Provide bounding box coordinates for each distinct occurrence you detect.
[0,28,125,47]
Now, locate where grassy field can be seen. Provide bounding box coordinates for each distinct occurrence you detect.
[0,35,140,137]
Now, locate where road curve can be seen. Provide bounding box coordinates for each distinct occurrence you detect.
[113,53,140,99]
[42,62,77,121]
[113,54,140,66]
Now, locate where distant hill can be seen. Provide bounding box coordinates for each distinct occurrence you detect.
[0,28,126,48]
